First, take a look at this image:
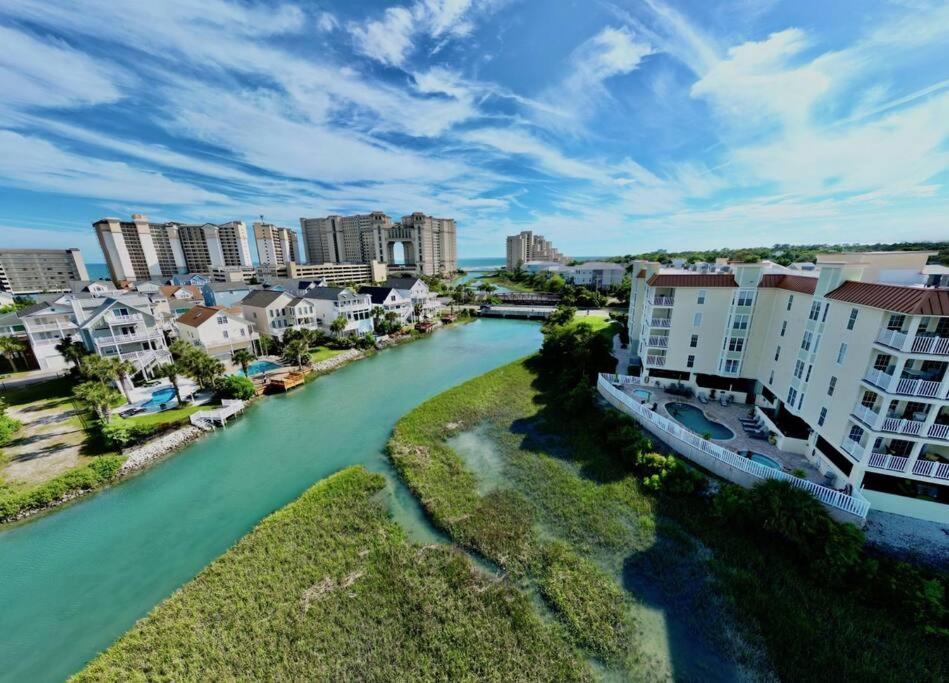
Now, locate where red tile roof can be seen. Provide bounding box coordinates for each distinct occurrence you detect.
[176,305,224,328]
[758,274,818,294]
[825,281,949,315]
[635,269,646,279]
[646,273,737,287]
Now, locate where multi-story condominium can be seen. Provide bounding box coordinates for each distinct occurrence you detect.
[19,291,170,375]
[209,266,258,284]
[567,261,626,289]
[175,305,259,361]
[627,251,949,522]
[300,212,457,276]
[95,215,252,283]
[287,260,387,285]
[0,248,89,295]
[241,287,373,338]
[505,230,566,270]
[253,222,299,273]
[358,286,413,323]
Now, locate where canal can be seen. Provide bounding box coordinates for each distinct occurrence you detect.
[0,319,542,681]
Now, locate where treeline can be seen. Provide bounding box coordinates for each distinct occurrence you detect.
[494,268,629,305]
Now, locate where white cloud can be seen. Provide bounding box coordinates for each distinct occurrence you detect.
[316,11,339,32]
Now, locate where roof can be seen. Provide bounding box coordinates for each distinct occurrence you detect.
[384,277,421,289]
[207,282,254,292]
[17,302,53,317]
[240,289,287,307]
[159,285,201,299]
[575,261,625,270]
[302,287,347,301]
[758,274,818,294]
[359,286,397,304]
[635,270,646,279]
[176,305,226,328]
[825,281,949,315]
[646,273,737,288]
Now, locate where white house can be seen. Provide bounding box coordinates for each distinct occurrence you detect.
[358,286,413,323]
[240,290,319,340]
[566,261,626,289]
[175,305,259,361]
[384,277,438,319]
[302,287,374,335]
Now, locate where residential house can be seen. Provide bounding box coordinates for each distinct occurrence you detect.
[175,306,259,361]
[202,281,258,308]
[383,277,439,320]
[302,288,374,335]
[240,290,318,340]
[359,286,412,323]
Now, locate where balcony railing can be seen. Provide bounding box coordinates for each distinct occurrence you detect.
[840,438,865,462]
[28,321,77,332]
[928,424,949,440]
[646,336,668,348]
[867,452,909,473]
[912,459,949,480]
[646,354,666,367]
[863,369,943,397]
[876,328,949,355]
[863,368,894,391]
[94,330,162,347]
[851,404,881,428]
[649,318,671,328]
[648,296,675,307]
[107,313,144,324]
[880,417,926,436]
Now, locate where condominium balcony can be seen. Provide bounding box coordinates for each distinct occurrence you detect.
[648,296,675,307]
[645,354,666,367]
[862,368,943,398]
[875,328,949,356]
[928,423,949,440]
[911,458,949,480]
[840,437,865,461]
[94,330,163,347]
[646,336,668,348]
[867,451,909,473]
[648,318,671,328]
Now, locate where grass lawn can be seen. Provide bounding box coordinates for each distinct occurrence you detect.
[1,376,74,406]
[114,403,207,428]
[480,275,537,292]
[76,466,588,681]
[309,346,347,364]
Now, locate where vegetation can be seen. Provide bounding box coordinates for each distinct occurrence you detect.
[309,346,347,364]
[0,336,27,372]
[231,348,254,376]
[0,456,123,522]
[76,467,588,681]
[215,374,255,400]
[0,399,21,446]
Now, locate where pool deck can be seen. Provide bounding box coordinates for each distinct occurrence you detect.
[126,378,204,414]
[620,382,824,485]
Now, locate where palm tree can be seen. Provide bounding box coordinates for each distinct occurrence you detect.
[412,304,423,323]
[232,348,255,376]
[0,336,26,372]
[80,354,118,385]
[55,336,88,372]
[114,359,136,398]
[153,362,184,405]
[190,354,225,391]
[258,333,273,356]
[283,338,309,370]
[330,315,348,338]
[74,381,121,422]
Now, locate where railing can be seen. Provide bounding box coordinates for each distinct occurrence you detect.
[94,330,163,346]
[851,404,881,428]
[649,318,671,328]
[894,378,941,398]
[876,328,949,355]
[928,424,949,440]
[880,417,925,436]
[875,328,907,351]
[27,321,77,332]
[868,452,909,473]
[598,374,870,519]
[646,355,666,367]
[646,336,668,348]
[840,438,866,462]
[649,296,675,306]
[912,459,949,480]
[107,313,144,324]
[863,368,894,391]
[189,399,245,428]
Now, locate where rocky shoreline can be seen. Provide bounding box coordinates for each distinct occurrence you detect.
[119,426,205,474]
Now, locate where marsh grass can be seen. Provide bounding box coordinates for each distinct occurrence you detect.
[76,466,589,681]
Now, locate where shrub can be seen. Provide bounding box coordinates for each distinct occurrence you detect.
[0,455,124,521]
[215,374,255,400]
[100,421,158,449]
[0,413,21,445]
[636,452,704,495]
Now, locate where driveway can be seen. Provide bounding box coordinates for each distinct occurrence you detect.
[2,396,87,485]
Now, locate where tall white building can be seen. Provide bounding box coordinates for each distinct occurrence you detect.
[253,222,299,272]
[506,231,566,270]
[0,248,89,294]
[94,215,251,283]
[299,211,457,276]
[626,251,949,522]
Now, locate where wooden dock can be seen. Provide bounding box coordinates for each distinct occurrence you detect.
[267,371,306,392]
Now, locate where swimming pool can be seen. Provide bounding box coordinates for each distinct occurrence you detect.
[749,453,782,469]
[142,386,176,409]
[666,402,735,440]
[632,389,651,402]
[238,360,283,376]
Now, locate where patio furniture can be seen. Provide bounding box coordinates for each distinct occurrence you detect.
[698,393,709,404]
[719,394,728,406]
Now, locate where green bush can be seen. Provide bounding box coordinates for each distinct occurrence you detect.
[0,413,21,445]
[100,421,158,448]
[636,452,704,495]
[0,455,124,521]
[215,374,255,400]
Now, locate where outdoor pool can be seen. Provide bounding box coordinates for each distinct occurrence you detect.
[749,453,782,469]
[142,386,176,409]
[632,389,651,402]
[666,402,735,440]
[238,360,282,376]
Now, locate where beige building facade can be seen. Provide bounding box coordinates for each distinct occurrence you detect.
[0,248,89,294]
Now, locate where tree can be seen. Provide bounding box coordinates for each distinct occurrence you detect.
[74,381,122,422]
[0,336,26,372]
[330,315,348,338]
[258,333,273,356]
[412,304,423,322]
[169,339,196,363]
[153,362,184,405]
[216,374,255,400]
[283,338,309,370]
[55,336,89,372]
[189,354,225,391]
[544,305,577,329]
[232,348,255,376]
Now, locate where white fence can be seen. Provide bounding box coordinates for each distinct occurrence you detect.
[189,399,246,430]
[598,373,870,522]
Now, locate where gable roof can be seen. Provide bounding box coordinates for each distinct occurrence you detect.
[177,305,226,328]
[159,285,201,299]
[240,289,288,307]
[359,286,398,304]
[646,273,737,288]
[825,281,949,315]
[758,274,818,294]
[384,276,422,289]
[302,287,348,301]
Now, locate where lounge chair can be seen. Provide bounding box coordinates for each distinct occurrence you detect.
[119,406,146,418]
[719,394,728,406]
[698,393,709,404]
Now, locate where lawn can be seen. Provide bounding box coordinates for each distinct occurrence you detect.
[309,346,347,364]
[76,466,588,681]
[1,376,74,406]
[480,275,537,292]
[114,403,207,428]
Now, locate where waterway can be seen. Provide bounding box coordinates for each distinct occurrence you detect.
[0,319,542,682]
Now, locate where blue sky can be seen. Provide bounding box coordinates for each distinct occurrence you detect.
[0,0,947,263]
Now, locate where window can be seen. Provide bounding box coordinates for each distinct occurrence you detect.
[687,355,695,368]
[736,290,753,306]
[801,330,813,351]
[216,316,227,325]
[860,391,876,409]
[828,376,837,396]
[794,360,805,379]
[780,320,787,337]
[818,407,827,426]
[774,346,781,361]
[847,424,864,444]
[697,290,706,304]
[798,391,805,409]
[805,364,812,382]
[768,370,774,385]
[786,295,794,311]
[847,308,858,330]
[690,334,698,348]
[240,328,246,337]
[222,330,229,339]
[724,359,739,374]
[693,312,703,327]
[728,337,744,352]
[836,342,848,364]
[886,314,905,331]
[821,303,830,322]
[787,386,798,405]
[732,314,749,330]
[809,301,821,321]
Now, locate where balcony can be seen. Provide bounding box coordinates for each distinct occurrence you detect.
[928,424,949,440]
[648,296,675,307]
[862,369,942,398]
[912,459,949,480]
[840,438,865,461]
[94,330,162,347]
[851,403,881,428]
[880,417,926,436]
[875,328,949,355]
[645,354,666,367]
[28,321,77,332]
[646,336,668,348]
[867,452,909,473]
[107,312,144,324]
[649,318,671,328]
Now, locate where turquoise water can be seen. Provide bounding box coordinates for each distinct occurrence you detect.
[750,453,781,469]
[632,389,651,402]
[0,319,542,682]
[237,360,282,376]
[141,386,176,408]
[666,402,735,440]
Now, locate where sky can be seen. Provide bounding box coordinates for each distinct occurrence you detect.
[0,0,947,263]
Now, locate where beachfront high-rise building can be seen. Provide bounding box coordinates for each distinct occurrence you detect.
[0,248,89,294]
[94,215,252,283]
[299,211,456,276]
[253,222,299,272]
[506,230,566,270]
